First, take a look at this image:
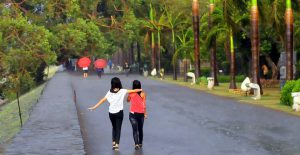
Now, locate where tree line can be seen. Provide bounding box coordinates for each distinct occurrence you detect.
[0,0,299,99]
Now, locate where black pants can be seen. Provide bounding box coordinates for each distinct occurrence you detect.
[109,110,123,144]
[129,113,144,145]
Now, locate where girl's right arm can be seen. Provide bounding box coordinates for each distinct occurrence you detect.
[88,97,107,111]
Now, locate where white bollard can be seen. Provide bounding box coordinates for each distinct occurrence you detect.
[151,68,157,76]
[207,77,214,90]
[143,70,148,77]
[291,92,300,112]
[241,77,251,92]
[246,83,261,100]
[186,72,195,85]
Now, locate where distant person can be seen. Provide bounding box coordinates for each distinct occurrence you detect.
[95,68,104,78]
[88,77,142,151]
[124,62,130,76]
[108,60,113,70]
[127,80,147,150]
[83,66,88,78]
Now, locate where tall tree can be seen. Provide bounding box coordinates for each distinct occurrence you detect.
[150,3,156,70]
[164,8,182,80]
[192,0,201,78]
[250,0,261,91]
[285,0,294,80]
[229,29,237,89]
[208,0,219,86]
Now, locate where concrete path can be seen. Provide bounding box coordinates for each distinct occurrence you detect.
[5,72,85,155]
[71,73,300,155]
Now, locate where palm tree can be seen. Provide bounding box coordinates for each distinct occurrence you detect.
[164,5,183,80]
[250,0,261,90]
[229,29,236,89]
[192,0,201,79]
[208,0,219,86]
[285,0,294,80]
[172,28,193,82]
[150,3,156,71]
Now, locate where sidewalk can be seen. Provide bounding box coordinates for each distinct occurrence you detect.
[5,72,85,155]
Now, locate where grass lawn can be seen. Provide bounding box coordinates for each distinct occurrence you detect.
[0,66,57,154]
[153,75,300,117]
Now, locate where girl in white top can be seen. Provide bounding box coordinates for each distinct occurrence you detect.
[88,77,142,150]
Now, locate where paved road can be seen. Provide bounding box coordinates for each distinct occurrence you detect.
[71,73,300,155]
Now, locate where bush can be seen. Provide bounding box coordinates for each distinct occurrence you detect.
[188,68,210,77]
[217,75,245,83]
[280,80,296,106]
[201,68,210,77]
[236,75,246,82]
[197,76,208,85]
[218,75,231,83]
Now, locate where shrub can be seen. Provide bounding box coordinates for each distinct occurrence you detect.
[201,68,210,77]
[218,75,230,83]
[280,80,296,106]
[188,68,210,77]
[198,76,208,85]
[217,75,245,83]
[236,75,246,83]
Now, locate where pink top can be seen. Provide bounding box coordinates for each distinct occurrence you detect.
[129,93,145,113]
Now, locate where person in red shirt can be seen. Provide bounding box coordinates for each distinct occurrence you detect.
[127,80,147,150]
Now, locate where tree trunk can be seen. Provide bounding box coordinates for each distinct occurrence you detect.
[250,0,262,93]
[184,59,188,82]
[209,1,218,86]
[157,31,161,73]
[193,0,201,79]
[151,32,156,70]
[137,42,142,74]
[285,0,294,80]
[265,55,279,80]
[172,43,177,80]
[229,31,237,89]
[130,42,135,65]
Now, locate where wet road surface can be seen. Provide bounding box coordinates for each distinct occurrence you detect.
[71,73,300,155]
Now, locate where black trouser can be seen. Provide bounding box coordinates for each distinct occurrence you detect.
[129,113,144,145]
[109,110,123,144]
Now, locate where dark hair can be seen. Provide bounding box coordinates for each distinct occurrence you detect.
[132,80,142,96]
[110,77,122,93]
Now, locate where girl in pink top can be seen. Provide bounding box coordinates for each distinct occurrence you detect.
[127,80,147,150]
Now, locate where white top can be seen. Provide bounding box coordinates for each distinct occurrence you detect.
[105,89,127,113]
[83,67,88,70]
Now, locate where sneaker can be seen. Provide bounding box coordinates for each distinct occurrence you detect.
[134,145,140,150]
[113,144,119,151]
[138,144,143,148]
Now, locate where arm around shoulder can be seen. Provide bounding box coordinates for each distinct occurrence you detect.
[127,89,142,93]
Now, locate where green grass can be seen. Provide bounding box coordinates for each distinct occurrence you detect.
[155,76,300,117]
[0,66,57,154]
